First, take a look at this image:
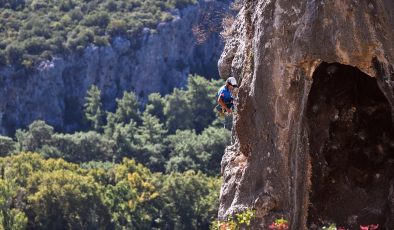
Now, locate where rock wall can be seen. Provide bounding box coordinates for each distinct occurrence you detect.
[0,0,230,135]
[218,0,394,229]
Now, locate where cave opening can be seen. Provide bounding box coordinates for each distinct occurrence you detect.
[306,62,394,229]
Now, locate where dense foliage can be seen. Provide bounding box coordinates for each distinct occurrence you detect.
[0,0,197,68]
[13,75,230,175]
[0,75,231,229]
[0,153,220,229]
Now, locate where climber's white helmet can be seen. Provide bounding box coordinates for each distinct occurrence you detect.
[226,77,238,88]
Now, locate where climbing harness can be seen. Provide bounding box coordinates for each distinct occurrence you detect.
[216,105,236,129]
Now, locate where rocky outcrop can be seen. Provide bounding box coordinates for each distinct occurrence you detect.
[218,0,394,229]
[0,0,230,135]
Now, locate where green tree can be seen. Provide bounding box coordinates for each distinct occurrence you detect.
[107,19,127,36]
[111,120,138,161]
[187,75,221,133]
[0,179,27,230]
[156,171,220,230]
[26,170,112,229]
[84,85,104,131]
[165,129,202,173]
[104,110,139,162]
[0,152,222,230]
[50,131,115,162]
[5,43,24,67]
[24,36,49,55]
[162,75,222,134]
[103,112,117,137]
[134,112,167,171]
[199,126,230,175]
[164,88,193,133]
[104,0,118,12]
[0,154,112,229]
[114,91,140,124]
[145,92,165,123]
[166,126,230,175]
[59,0,75,12]
[0,136,15,156]
[102,158,159,229]
[0,153,44,187]
[15,120,54,152]
[82,12,110,28]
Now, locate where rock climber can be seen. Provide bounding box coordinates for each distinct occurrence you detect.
[216,76,238,116]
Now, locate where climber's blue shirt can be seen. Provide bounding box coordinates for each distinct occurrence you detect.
[217,85,233,104]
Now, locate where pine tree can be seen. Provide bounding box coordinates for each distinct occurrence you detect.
[114,91,140,124]
[135,112,167,171]
[84,85,104,131]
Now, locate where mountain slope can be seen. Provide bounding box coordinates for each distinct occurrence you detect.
[0,0,231,135]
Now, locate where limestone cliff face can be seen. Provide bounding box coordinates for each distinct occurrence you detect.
[218,0,394,229]
[0,0,229,135]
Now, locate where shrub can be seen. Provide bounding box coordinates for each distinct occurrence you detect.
[48,36,66,53]
[107,19,127,36]
[60,14,72,27]
[269,217,289,230]
[169,0,197,9]
[66,29,94,50]
[211,209,256,230]
[105,0,118,12]
[82,12,110,27]
[31,23,51,38]
[0,135,16,156]
[50,131,116,162]
[5,43,25,66]
[93,35,109,46]
[59,0,76,12]
[15,120,54,152]
[31,0,47,10]
[68,8,83,21]
[3,0,25,10]
[21,56,35,69]
[24,37,49,55]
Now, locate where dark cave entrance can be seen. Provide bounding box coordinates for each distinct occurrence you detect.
[306,62,394,230]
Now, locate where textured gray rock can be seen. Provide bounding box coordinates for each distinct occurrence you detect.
[0,0,230,135]
[218,0,394,229]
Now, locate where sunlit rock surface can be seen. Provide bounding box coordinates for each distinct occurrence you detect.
[218,0,394,229]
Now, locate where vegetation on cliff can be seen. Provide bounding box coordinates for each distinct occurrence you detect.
[0,0,197,68]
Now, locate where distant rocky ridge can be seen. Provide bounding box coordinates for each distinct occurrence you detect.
[0,0,231,135]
